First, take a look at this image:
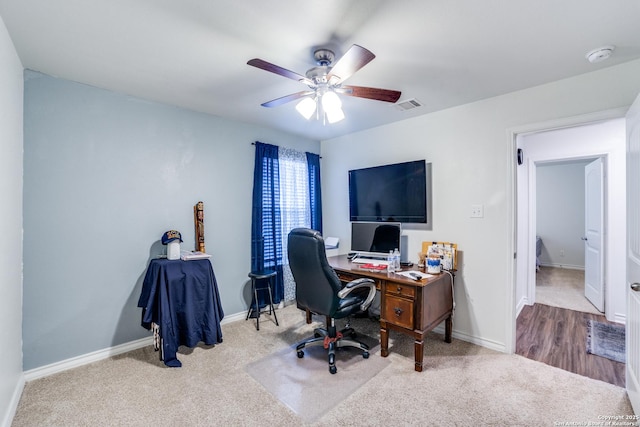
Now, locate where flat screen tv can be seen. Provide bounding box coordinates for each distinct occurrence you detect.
[348,160,428,223]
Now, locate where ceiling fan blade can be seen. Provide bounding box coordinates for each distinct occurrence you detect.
[338,85,401,103]
[326,44,375,83]
[247,58,314,86]
[261,91,315,108]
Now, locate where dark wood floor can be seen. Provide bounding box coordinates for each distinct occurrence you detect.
[516,303,625,387]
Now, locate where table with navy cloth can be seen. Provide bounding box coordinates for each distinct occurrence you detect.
[137,258,224,367]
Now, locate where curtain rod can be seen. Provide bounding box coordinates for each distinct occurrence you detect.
[251,142,321,158]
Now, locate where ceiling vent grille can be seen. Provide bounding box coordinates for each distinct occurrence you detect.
[395,98,422,111]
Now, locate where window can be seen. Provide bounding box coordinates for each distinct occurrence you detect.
[251,142,322,305]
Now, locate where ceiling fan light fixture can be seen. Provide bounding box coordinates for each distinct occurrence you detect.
[248,44,399,125]
[325,106,345,124]
[321,91,344,123]
[296,97,317,120]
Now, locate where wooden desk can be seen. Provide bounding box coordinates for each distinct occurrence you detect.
[328,255,454,372]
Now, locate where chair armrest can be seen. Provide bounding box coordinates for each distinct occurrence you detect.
[338,278,377,312]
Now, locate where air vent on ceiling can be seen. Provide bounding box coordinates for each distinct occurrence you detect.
[395,98,422,111]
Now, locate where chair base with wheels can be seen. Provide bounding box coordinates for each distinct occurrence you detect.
[296,317,370,374]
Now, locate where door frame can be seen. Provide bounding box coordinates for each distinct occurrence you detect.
[506,107,628,353]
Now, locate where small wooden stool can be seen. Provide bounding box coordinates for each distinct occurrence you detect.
[246,270,279,331]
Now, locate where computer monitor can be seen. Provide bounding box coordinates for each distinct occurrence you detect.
[351,222,401,257]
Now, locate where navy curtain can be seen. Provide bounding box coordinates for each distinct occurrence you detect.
[306,152,323,234]
[251,142,284,308]
[251,142,323,310]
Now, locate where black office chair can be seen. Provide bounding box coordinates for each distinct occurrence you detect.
[287,228,377,374]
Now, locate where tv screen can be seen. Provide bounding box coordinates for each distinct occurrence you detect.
[348,160,427,223]
[351,222,401,256]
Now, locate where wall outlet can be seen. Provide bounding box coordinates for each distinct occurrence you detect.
[560,249,565,257]
[470,204,484,218]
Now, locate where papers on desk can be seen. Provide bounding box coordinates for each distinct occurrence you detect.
[324,236,339,249]
[396,270,434,281]
[355,263,388,272]
[180,251,211,261]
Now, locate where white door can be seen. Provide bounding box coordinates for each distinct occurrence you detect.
[626,93,640,414]
[584,158,604,312]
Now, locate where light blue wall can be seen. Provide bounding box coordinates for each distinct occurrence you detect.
[23,70,319,370]
[0,15,25,426]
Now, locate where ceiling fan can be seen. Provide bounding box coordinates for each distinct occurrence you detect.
[247,44,401,123]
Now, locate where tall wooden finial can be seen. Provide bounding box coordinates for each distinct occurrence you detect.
[194,201,205,253]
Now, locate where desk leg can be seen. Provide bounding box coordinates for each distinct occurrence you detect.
[380,322,389,357]
[414,338,424,372]
[445,315,453,343]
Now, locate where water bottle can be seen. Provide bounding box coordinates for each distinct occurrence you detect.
[393,248,401,271]
[387,250,395,273]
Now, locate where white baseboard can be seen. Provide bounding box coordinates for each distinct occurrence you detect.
[23,310,249,382]
[515,296,528,319]
[612,312,626,325]
[1,375,24,427]
[221,310,247,324]
[538,263,584,271]
[22,308,506,382]
[432,324,506,353]
[23,336,154,381]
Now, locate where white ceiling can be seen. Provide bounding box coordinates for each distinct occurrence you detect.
[2,0,640,141]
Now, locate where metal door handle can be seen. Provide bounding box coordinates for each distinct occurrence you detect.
[631,283,640,292]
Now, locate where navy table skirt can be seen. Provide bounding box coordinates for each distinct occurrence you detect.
[138,258,224,367]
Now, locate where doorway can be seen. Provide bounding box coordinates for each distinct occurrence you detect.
[514,117,626,325]
[535,158,601,314]
[512,116,627,384]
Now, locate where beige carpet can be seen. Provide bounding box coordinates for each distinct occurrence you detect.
[12,304,632,426]
[536,266,601,314]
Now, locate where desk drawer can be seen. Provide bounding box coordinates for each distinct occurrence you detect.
[385,283,416,299]
[336,271,381,290]
[383,295,414,329]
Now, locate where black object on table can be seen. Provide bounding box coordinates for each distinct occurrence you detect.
[246,270,279,331]
[137,258,224,367]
